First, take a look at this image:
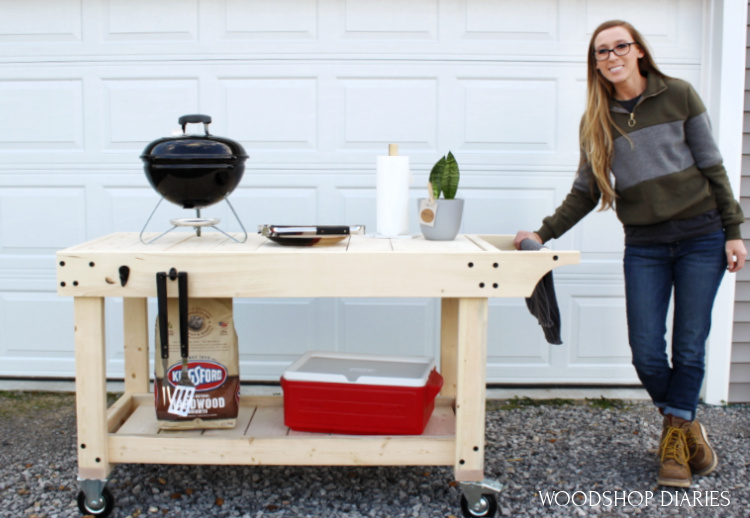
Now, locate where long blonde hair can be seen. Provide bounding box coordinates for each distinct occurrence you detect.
[581,20,665,210]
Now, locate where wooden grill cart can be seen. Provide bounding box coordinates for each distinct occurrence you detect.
[56,232,579,517]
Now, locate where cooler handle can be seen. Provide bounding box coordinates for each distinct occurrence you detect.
[426,368,444,399]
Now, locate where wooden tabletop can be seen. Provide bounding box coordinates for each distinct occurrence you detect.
[56,232,579,299]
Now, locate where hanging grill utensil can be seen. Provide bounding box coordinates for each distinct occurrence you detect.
[156,271,171,406]
[168,271,196,416]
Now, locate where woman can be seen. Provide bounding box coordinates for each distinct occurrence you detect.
[514,20,746,488]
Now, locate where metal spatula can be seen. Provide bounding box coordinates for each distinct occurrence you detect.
[168,271,196,416]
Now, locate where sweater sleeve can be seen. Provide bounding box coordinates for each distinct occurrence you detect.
[684,84,744,240]
[536,160,600,243]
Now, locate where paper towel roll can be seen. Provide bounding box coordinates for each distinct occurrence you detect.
[376,155,410,237]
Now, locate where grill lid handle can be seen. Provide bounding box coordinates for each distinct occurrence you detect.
[179,114,212,135]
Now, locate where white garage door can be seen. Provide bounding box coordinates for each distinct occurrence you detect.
[0,0,707,384]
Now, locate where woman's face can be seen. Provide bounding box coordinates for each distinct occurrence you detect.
[593,26,645,91]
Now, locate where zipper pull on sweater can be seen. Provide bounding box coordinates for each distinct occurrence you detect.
[628,112,636,127]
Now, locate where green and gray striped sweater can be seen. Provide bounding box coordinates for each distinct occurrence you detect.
[537,74,744,243]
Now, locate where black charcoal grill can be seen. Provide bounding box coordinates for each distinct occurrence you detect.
[139,114,249,243]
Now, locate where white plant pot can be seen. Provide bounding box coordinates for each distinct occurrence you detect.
[418,198,464,241]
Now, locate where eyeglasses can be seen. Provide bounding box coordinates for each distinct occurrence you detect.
[593,42,638,61]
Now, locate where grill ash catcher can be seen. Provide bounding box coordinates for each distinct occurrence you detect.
[140,114,249,244]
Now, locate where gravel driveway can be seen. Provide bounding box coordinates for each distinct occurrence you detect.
[1,391,748,518]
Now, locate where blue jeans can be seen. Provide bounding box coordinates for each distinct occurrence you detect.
[623,231,726,421]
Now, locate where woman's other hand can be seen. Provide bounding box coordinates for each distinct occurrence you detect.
[726,239,747,273]
[513,231,542,250]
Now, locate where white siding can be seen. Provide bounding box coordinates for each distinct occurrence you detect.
[730,1,750,403]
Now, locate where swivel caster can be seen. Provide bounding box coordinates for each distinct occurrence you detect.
[459,479,502,518]
[76,478,115,517]
[460,493,497,517]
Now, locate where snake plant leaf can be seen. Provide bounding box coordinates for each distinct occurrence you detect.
[429,156,446,199]
[442,151,460,199]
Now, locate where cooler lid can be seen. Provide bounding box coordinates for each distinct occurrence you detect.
[282,351,436,387]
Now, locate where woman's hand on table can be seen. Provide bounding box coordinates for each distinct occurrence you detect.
[513,231,542,250]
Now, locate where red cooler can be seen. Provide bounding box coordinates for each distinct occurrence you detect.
[281,351,444,435]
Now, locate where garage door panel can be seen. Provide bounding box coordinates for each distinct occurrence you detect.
[235,298,322,360]
[0,79,84,150]
[335,188,376,231]
[449,64,586,161]
[222,0,318,40]
[569,295,631,365]
[220,77,318,151]
[0,293,75,377]
[101,297,333,382]
[0,0,82,43]
[342,0,438,39]
[337,298,437,358]
[0,187,87,251]
[102,78,200,150]
[487,298,554,364]
[486,282,639,384]
[336,77,438,150]
[459,78,557,152]
[463,0,558,41]
[460,186,558,236]
[104,0,199,41]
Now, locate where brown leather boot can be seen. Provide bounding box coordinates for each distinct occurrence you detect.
[657,415,692,488]
[686,419,718,476]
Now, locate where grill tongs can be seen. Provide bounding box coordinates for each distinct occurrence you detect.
[156,269,196,417]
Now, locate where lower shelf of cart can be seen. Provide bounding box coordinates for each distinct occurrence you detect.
[105,393,457,466]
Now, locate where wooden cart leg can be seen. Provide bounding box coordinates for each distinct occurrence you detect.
[454,297,488,482]
[123,298,150,395]
[440,298,458,398]
[74,297,111,481]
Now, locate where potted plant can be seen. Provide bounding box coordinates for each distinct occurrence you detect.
[418,151,464,240]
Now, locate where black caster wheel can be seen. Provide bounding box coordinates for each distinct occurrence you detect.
[460,492,498,517]
[77,487,115,517]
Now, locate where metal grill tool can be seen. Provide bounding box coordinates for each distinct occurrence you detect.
[168,271,196,416]
[156,271,171,406]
